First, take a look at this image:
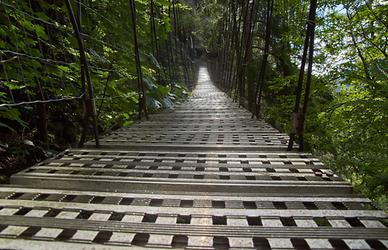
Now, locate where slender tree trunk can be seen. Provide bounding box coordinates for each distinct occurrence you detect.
[168,0,176,84]
[239,0,257,108]
[287,0,317,151]
[227,1,237,93]
[150,0,161,61]
[65,0,99,147]
[222,4,232,90]
[299,19,316,151]
[345,8,372,81]
[129,0,148,120]
[35,79,48,148]
[253,0,273,118]
[232,2,244,102]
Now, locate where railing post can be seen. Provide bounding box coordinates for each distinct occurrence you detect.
[287,0,317,151]
[130,0,148,120]
[65,0,100,147]
[252,0,273,119]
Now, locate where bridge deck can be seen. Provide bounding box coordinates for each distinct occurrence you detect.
[0,68,387,249]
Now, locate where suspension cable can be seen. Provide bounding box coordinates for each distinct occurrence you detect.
[0,94,85,108]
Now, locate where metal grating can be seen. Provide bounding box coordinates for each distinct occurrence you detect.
[11,149,352,194]
[0,186,387,249]
[1,67,387,249]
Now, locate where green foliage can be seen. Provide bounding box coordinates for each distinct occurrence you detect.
[312,86,388,205]
[198,0,388,209]
[0,0,194,161]
[0,108,28,131]
[145,76,189,111]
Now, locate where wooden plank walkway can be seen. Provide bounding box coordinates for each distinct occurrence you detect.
[0,67,387,249]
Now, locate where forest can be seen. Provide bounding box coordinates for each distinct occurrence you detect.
[0,0,387,210]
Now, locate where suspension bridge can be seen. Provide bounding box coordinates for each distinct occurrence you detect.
[0,67,386,249]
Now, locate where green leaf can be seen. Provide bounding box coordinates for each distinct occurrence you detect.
[0,121,15,132]
[161,96,174,109]
[2,81,26,90]
[149,53,161,69]
[23,140,35,147]
[143,77,156,91]
[35,25,48,40]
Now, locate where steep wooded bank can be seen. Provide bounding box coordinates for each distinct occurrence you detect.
[0,0,197,177]
[196,0,387,209]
